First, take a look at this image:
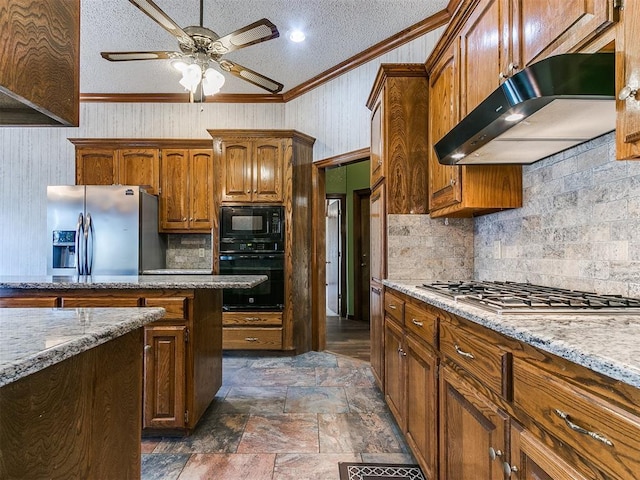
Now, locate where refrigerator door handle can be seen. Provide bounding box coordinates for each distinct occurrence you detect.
[85,213,94,275]
[76,213,85,275]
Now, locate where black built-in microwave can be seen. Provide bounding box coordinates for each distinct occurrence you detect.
[220,206,284,252]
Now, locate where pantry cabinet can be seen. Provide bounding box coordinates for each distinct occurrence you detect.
[369,183,386,386]
[366,64,429,214]
[159,148,214,232]
[217,137,284,203]
[616,0,640,159]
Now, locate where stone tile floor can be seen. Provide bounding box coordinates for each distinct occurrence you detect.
[141,351,416,479]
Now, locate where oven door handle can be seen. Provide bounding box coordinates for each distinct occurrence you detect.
[219,254,283,261]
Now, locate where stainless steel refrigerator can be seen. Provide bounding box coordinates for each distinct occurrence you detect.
[46,185,167,275]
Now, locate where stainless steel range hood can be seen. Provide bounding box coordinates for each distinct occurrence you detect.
[434,53,615,165]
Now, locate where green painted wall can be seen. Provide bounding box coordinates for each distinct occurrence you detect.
[325,160,370,316]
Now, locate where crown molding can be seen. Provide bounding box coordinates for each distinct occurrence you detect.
[80,6,452,105]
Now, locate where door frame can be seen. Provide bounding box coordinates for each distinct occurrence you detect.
[353,187,371,322]
[325,193,347,317]
[312,147,370,351]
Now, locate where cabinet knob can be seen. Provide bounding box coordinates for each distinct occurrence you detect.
[254,189,257,193]
[503,462,519,477]
[182,217,187,221]
[189,217,193,221]
[488,447,503,461]
[450,178,457,186]
[619,85,638,101]
[247,190,251,193]
[144,344,152,352]
[499,72,508,80]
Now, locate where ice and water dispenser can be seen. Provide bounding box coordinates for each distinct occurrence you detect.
[51,230,76,269]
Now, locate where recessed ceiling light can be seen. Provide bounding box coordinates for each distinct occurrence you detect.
[289,30,306,42]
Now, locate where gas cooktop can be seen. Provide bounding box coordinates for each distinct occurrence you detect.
[418,281,640,314]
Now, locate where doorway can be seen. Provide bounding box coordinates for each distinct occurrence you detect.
[353,188,371,322]
[325,194,346,317]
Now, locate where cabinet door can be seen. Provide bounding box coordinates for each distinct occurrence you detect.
[508,422,590,480]
[384,317,406,431]
[189,149,213,230]
[405,335,438,480]
[370,283,384,389]
[428,41,462,212]
[370,92,384,187]
[460,0,510,115]
[439,365,508,480]
[617,0,640,160]
[160,149,189,230]
[369,182,386,283]
[253,139,284,202]
[76,148,116,185]
[220,141,252,202]
[143,325,186,430]
[117,148,160,195]
[519,0,615,67]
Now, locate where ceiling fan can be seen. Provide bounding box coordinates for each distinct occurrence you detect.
[101,0,284,98]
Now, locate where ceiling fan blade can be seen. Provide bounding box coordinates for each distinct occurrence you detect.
[101,51,182,61]
[218,60,283,94]
[129,0,195,49]
[211,18,279,55]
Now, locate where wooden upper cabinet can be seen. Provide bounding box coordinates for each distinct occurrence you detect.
[218,138,284,203]
[519,0,616,67]
[159,148,213,232]
[616,0,640,160]
[254,139,284,202]
[117,149,160,195]
[76,148,116,185]
[366,64,429,214]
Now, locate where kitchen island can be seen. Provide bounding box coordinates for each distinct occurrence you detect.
[0,307,165,479]
[0,274,267,435]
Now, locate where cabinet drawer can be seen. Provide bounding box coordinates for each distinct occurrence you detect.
[404,302,437,348]
[384,290,405,324]
[61,297,140,307]
[440,321,508,397]
[0,297,59,307]
[223,311,282,326]
[223,328,282,350]
[144,297,188,320]
[513,358,640,480]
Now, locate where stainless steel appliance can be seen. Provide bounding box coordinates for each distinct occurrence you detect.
[419,281,640,315]
[434,53,615,165]
[47,185,166,275]
[219,205,285,310]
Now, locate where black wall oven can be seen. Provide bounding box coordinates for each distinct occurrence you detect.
[219,206,285,311]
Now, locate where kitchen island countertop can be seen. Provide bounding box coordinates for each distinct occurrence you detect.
[0,274,267,290]
[384,280,640,389]
[0,307,164,387]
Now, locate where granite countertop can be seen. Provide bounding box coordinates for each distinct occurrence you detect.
[384,280,640,390]
[0,307,165,387]
[0,274,267,290]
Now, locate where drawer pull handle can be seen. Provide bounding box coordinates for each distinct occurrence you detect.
[245,317,266,322]
[554,409,613,447]
[388,304,397,310]
[454,344,475,359]
[245,337,259,342]
[411,319,423,327]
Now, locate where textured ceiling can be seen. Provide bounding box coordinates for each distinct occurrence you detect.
[81,0,449,95]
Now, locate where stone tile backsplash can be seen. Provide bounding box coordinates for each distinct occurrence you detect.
[166,234,212,270]
[387,214,474,281]
[474,132,640,297]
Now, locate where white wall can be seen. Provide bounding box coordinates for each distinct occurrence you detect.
[0,26,444,275]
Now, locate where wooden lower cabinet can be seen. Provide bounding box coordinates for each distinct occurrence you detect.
[369,283,384,389]
[0,288,221,435]
[143,325,186,430]
[405,335,438,480]
[384,316,406,430]
[439,365,509,480]
[222,311,283,350]
[508,422,590,480]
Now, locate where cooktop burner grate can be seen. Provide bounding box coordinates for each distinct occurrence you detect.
[418,281,640,314]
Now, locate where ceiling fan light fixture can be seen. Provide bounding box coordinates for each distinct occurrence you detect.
[179,63,203,93]
[202,67,225,96]
[172,59,190,71]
